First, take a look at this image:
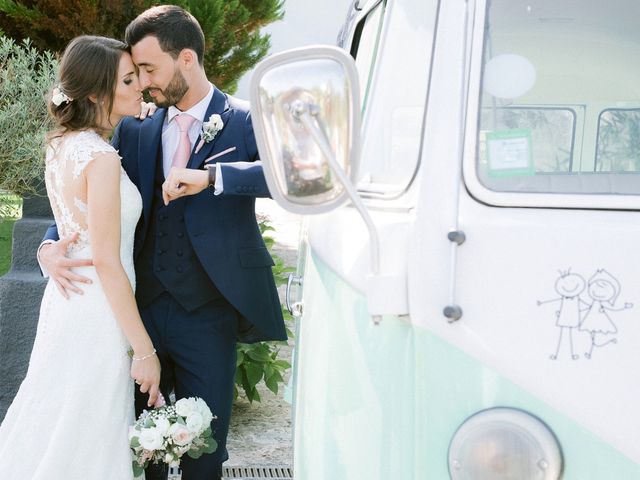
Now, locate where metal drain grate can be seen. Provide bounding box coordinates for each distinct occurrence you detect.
[167,465,293,479]
[223,466,294,479]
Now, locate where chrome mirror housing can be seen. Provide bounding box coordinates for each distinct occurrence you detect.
[250,45,361,214]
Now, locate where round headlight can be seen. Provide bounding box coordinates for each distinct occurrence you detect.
[448,407,563,480]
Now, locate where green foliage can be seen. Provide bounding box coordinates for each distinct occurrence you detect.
[0,0,285,93]
[234,217,294,403]
[0,194,20,276]
[0,36,57,198]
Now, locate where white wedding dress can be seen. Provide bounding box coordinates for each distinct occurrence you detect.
[0,130,143,479]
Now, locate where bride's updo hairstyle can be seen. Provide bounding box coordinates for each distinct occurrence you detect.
[48,35,128,135]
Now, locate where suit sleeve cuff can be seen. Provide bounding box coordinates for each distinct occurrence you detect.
[37,240,55,278]
[214,164,224,196]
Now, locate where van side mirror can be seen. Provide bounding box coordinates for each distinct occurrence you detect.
[250,46,406,323]
[250,46,361,214]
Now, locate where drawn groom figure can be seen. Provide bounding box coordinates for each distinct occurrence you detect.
[39,5,286,479]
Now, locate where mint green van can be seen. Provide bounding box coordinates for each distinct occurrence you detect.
[250,0,640,478]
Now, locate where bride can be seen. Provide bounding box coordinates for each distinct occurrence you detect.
[0,36,161,479]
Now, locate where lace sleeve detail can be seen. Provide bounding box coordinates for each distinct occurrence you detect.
[69,131,121,178]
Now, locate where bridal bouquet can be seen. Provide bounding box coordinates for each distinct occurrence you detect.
[129,397,217,477]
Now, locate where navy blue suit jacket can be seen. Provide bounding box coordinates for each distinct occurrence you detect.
[44,88,286,343]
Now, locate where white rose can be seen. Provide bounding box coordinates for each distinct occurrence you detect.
[175,398,195,417]
[169,422,193,446]
[186,412,204,433]
[195,398,213,425]
[139,427,164,451]
[211,114,223,130]
[154,417,171,436]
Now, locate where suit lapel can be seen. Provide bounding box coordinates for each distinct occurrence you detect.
[187,88,232,170]
[138,108,166,225]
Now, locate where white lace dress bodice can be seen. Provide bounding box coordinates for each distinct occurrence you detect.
[0,130,144,479]
[44,130,140,286]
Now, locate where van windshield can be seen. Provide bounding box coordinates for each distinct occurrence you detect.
[476,0,640,195]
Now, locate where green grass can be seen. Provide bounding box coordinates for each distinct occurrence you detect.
[0,194,22,276]
[0,219,16,275]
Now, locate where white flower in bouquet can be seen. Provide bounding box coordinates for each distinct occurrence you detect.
[139,427,164,450]
[186,412,204,433]
[155,416,171,436]
[175,397,195,417]
[169,422,193,446]
[129,396,218,478]
[195,397,214,425]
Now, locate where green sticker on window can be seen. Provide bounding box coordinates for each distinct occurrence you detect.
[486,128,534,177]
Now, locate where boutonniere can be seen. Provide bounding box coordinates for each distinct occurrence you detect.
[195,113,224,153]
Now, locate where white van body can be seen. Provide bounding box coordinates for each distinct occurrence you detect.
[252,0,640,478]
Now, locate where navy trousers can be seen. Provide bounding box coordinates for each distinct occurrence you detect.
[135,292,238,480]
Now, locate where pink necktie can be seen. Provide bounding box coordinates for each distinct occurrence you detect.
[171,113,196,169]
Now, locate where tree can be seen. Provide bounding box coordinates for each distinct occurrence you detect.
[0,0,284,93]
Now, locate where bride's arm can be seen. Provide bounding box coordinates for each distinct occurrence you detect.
[85,152,161,407]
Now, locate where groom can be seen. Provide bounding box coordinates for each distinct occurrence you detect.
[39,5,286,479]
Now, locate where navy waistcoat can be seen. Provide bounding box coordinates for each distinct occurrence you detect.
[135,156,222,311]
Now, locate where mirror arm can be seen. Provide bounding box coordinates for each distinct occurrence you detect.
[298,111,380,278]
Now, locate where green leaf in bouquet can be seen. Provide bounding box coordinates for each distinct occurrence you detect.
[176,416,186,426]
[132,461,145,478]
[204,438,218,454]
[204,426,212,437]
[130,437,141,448]
[187,448,204,459]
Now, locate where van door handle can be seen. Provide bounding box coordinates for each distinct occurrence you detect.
[286,274,303,316]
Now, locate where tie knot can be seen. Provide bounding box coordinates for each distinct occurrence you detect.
[174,113,196,132]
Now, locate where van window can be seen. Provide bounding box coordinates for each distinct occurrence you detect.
[350,1,385,112]
[474,0,640,197]
[596,109,640,172]
[351,0,439,198]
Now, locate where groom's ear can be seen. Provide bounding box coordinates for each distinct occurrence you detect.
[179,49,198,70]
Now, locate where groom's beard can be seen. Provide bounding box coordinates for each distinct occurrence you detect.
[152,67,189,108]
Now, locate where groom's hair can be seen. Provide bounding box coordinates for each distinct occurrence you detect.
[125,5,205,66]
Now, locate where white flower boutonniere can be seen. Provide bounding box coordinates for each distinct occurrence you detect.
[195,113,224,153]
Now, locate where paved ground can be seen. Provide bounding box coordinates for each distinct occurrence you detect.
[226,199,301,467]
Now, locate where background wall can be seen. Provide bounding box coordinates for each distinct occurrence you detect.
[235,0,352,99]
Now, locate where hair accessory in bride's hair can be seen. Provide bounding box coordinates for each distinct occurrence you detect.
[51,85,73,107]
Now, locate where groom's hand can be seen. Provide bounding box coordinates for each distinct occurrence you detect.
[162,167,208,205]
[38,233,93,299]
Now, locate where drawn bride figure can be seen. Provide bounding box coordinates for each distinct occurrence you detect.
[579,269,632,359]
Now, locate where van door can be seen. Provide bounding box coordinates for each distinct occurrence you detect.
[443,0,640,476]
